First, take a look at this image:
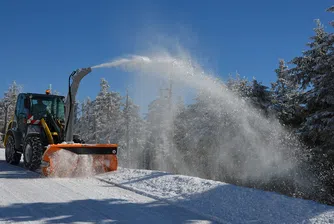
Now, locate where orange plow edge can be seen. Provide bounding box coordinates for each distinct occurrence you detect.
[41,144,118,177]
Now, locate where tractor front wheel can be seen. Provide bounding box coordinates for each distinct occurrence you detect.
[5,135,21,165]
[23,136,43,171]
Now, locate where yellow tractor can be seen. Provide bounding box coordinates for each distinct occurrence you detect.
[3,68,118,176]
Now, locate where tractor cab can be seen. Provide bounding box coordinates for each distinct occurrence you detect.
[25,93,66,122]
[12,92,66,144]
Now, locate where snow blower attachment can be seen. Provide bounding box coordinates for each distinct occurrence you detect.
[41,143,118,177]
[3,67,118,177]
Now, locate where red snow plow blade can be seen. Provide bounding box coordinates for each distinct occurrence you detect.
[41,144,118,177]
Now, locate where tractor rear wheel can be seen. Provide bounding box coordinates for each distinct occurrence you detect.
[5,135,21,165]
[23,136,43,171]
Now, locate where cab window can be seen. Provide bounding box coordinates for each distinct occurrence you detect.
[15,94,26,117]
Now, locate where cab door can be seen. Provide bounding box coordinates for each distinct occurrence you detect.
[16,94,28,136]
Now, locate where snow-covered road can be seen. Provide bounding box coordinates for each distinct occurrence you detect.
[0,148,333,224]
[0,149,212,224]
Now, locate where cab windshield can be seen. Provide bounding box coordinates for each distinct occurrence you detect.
[31,96,65,121]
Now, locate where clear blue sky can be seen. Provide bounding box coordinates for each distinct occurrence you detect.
[0,0,333,109]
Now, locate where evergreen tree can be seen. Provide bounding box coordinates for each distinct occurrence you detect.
[75,97,97,143]
[0,81,22,147]
[289,13,334,204]
[176,92,222,179]
[249,78,272,115]
[94,78,123,144]
[1,81,22,134]
[73,101,80,126]
[119,92,147,168]
[144,84,177,171]
[0,99,5,135]
[144,91,169,170]
[226,73,252,98]
[0,98,5,147]
[270,59,303,127]
[227,75,273,116]
[290,19,334,149]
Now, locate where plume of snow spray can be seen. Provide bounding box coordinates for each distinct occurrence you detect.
[92,56,151,69]
[91,49,306,190]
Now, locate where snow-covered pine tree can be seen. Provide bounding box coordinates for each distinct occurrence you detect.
[80,97,97,143]
[173,97,187,158]
[94,79,110,143]
[174,92,219,179]
[1,81,22,134]
[0,98,5,147]
[226,74,274,116]
[144,91,169,170]
[119,91,147,168]
[107,89,124,143]
[0,81,22,147]
[74,97,93,142]
[73,100,80,126]
[0,98,5,134]
[290,19,334,150]
[144,82,180,172]
[289,13,334,204]
[173,86,248,181]
[270,59,303,127]
[249,78,272,116]
[94,78,123,144]
[226,73,252,99]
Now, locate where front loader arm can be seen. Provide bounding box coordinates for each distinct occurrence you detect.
[64,67,92,142]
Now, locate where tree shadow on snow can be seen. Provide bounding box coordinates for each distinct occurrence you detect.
[165,184,334,224]
[0,198,212,224]
[99,172,334,224]
[0,160,40,179]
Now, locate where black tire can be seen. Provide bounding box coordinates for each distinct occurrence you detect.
[5,135,21,165]
[23,136,43,171]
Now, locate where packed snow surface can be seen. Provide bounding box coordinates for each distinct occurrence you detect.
[0,149,333,224]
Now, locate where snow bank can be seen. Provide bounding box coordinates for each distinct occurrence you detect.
[99,167,334,224]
